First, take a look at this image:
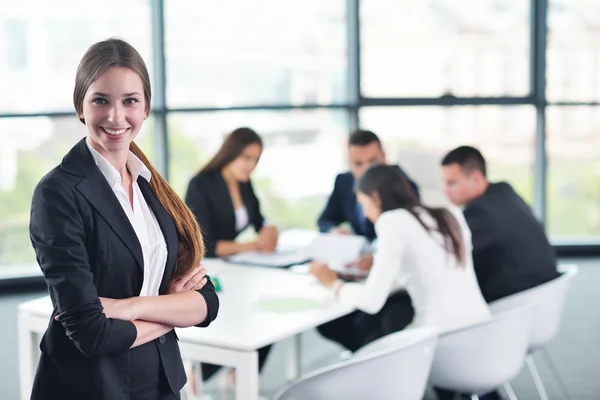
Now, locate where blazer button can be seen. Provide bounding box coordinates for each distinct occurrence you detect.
[158,335,166,344]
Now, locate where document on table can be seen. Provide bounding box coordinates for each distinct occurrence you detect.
[305,233,369,275]
[226,250,310,268]
[255,297,327,313]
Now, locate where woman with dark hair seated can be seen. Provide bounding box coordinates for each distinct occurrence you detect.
[310,164,490,350]
[186,127,278,259]
[184,127,277,391]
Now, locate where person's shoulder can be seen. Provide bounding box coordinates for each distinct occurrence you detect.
[470,182,517,206]
[190,169,220,186]
[490,181,516,194]
[330,172,354,191]
[33,166,75,200]
[335,171,353,182]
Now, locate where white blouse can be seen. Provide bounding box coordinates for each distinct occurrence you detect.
[235,206,249,233]
[337,206,490,333]
[86,139,167,297]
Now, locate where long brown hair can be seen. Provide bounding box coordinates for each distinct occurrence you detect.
[356,164,465,266]
[200,127,263,173]
[74,38,203,278]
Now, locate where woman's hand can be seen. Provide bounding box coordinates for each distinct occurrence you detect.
[168,265,208,294]
[256,225,278,252]
[309,261,338,288]
[99,297,140,321]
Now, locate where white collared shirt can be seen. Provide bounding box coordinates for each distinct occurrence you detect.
[86,139,167,297]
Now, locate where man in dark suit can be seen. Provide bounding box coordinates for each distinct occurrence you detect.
[440,145,559,303]
[317,130,419,270]
[439,146,559,400]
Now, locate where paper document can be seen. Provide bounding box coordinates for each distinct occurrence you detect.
[226,250,310,268]
[305,233,368,272]
[255,297,326,313]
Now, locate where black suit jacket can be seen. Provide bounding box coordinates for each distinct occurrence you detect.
[317,165,420,240]
[464,182,559,303]
[185,169,265,257]
[29,138,219,400]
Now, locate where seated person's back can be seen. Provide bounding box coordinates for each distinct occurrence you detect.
[369,206,490,332]
[311,164,490,335]
[441,146,559,303]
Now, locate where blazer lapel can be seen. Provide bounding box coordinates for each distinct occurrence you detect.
[215,172,237,234]
[138,179,179,294]
[62,138,144,271]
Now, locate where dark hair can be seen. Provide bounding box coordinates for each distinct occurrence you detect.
[349,129,381,147]
[356,164,465,265]
[73,38,204,278]
[441,146,487,177]
[200,127,263,173]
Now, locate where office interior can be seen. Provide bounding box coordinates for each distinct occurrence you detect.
[1,0,600,399]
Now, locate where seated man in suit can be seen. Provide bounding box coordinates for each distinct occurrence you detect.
[318,129,419,271]
[438,146,559,400]
[441,146,559,303]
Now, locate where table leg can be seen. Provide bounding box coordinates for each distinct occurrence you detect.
[18,314,38,400]
[285,334,302,381]
[235,350,259,400]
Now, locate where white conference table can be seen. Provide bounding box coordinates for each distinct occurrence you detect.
[18,258,355,400]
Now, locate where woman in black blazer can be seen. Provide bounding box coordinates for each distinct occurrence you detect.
[184,127,277,386]
[185,127,278,258]
[28,38,219,400]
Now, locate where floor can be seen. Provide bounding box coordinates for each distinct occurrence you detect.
[2,258,598,399]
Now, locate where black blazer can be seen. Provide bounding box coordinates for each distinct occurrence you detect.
[464,182,559,303]
[317,165,420,241]
[185,169,265,258]
[29,138,219,400]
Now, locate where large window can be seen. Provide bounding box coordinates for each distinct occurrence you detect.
[361,106,536,205]
[547,106,600,242]
[360,0,530,98]
[547,0,600,102]
[164,0,347,108]
[0,0,153,114]
[2,0,600,280]
[168,109,348,229]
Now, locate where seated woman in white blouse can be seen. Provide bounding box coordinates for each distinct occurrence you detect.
[310,164,490,346]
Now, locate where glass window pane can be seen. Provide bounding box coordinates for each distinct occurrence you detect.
[361,1,530,98]
[0,0,153,114]
[547,1,600,102]
[360,106,535,205]
[167,109,348,229]
[165,0,347,108]
[0,116,155,276]
[547,106,600,243]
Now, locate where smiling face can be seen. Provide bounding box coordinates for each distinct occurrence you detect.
[80,66,148,157]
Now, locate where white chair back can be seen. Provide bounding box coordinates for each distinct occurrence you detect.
[488,264,578,350]
[429,305,533,395]
[275,328,438,400]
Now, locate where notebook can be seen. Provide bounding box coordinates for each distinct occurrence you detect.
[226,250,310,268]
